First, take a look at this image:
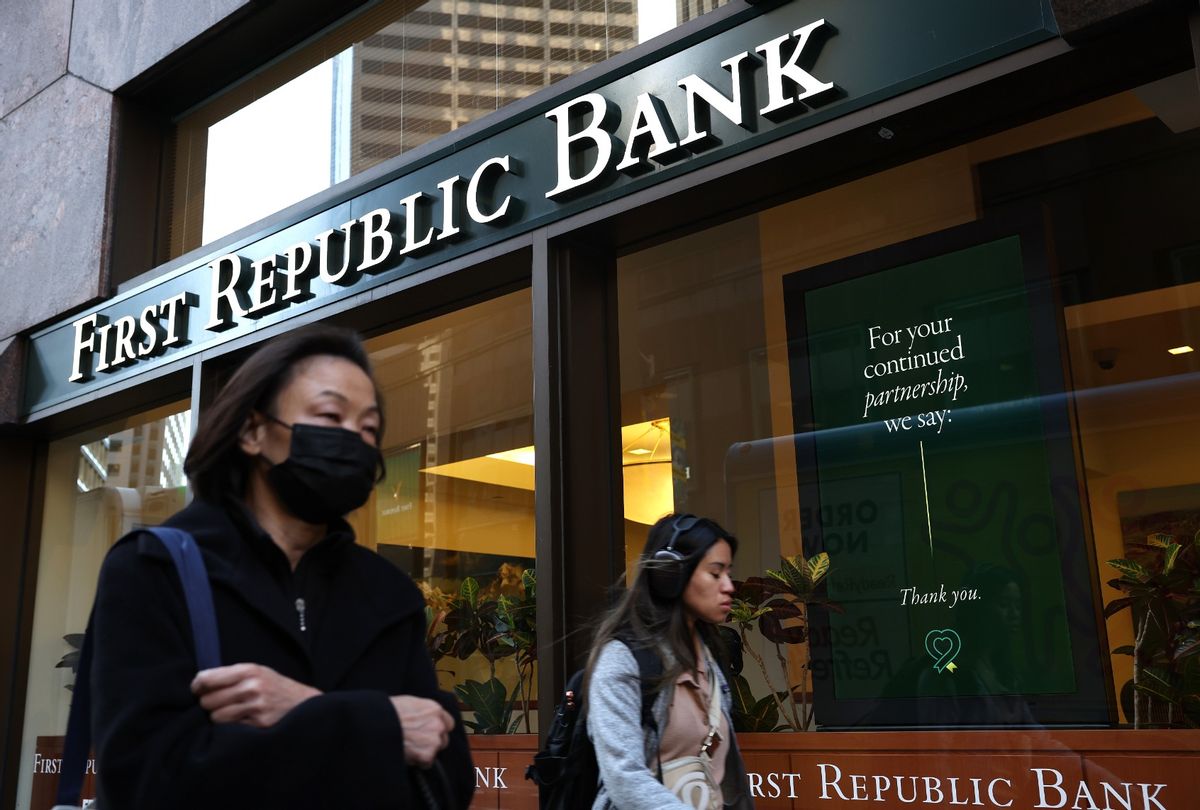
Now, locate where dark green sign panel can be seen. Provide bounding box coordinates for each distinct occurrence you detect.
[784,215,1109,726]
[24,0,1057,416]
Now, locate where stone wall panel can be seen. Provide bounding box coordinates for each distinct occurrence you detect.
[68,0,251,91]
[0,75,113,340]
[0,0,72,118]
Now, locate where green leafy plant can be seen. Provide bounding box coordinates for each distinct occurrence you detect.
[495,568,537,733]
[422,567,537,734]
[56,633,85,692]
[443,576,514,676]
[1105,530,1200,728]
[725,602,784,732]
[440,576,519,733]
[421,581,459,679]
[453,676,516,734]
[727,552,838,731]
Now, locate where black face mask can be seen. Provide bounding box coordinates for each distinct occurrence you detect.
[261,416,382,525]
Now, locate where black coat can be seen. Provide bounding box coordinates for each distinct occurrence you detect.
[90,497,475,809]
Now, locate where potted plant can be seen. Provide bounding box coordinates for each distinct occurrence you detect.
[726,552,838,732]
[421,564,538,734]
[1105,529,1200,728]
[56,633,85,691]
[441,576,519,734]
[495,568,537,733]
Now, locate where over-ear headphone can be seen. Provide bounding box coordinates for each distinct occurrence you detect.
[647,514,702,601]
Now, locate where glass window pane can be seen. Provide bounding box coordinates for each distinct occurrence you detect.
[202,58,346,244]
[18,402,191,809]
[616,90,1198,735]
[174,0,731,255]
[352,289,537,734]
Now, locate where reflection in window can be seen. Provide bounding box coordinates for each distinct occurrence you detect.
[17,403,191,809]
[349,290,537,733]
[616,91,1200,732]
[75,412,191,494]
[172,0,731,254]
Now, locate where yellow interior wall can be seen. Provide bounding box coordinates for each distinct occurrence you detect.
[350,483,535,559]
[1072,378,1200,721]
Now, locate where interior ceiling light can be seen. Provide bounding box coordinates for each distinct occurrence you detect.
[486,447,536,466]
[421,418,676,523]
[621,418,671,462]
[1168,345,1194,355]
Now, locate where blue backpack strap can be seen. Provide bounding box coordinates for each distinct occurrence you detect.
[55,527,219,807]
[148,526,221,671]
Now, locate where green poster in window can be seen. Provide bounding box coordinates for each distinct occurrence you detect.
[377,444,422,545]
[787,226,1096,725]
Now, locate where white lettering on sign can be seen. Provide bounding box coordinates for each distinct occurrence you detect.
[747,772,803,799]
[32,752,96,774]
[677,51,756,148]
[206,254,250,331]
[60,14,835,386]
[546,19,834,199]
[748,765,1173,810]
[544,93,617,199]
[861,317,969,430]
[615,92,682,173]
[70,293,197,382]
[65,150,518,383]
[900,584,980,609]
[357,207,394,273]
[466,156,515,224]
[814,763,1014,807]
[474,766,509,789]
[756,20,836,117]
[1031,768,1168,810]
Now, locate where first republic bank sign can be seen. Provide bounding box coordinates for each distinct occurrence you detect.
[23,0,1057,415]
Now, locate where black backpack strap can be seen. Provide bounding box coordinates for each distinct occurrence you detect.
[56,527,218,807]
[621,640,665,781]
[627,643,663,731]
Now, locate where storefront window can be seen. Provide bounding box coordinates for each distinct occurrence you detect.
[17,402,191,810]
[170,0,731,256]
[617,87,1199,736]
[353,289,537,734]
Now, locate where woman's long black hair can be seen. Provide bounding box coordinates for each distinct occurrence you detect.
[585,513,737,691]
[183,324,385,502]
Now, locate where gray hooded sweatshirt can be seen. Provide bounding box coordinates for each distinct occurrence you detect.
[586,639,753,810]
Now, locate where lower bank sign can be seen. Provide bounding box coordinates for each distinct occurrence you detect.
[36,753,1176,808]
[755,765,1172,810]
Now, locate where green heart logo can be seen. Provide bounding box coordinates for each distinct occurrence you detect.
[924,628,962,674]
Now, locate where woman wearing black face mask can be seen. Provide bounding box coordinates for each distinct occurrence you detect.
[86,326,474,810]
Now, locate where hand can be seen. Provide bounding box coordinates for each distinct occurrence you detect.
[191,663,321,728]
[390,695,455,768]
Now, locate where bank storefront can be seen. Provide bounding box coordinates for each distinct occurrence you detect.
[5,0,1200,807]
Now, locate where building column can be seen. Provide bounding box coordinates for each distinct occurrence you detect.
[532,233,625,736]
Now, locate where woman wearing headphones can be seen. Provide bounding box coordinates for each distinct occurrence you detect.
[584,514,753,810]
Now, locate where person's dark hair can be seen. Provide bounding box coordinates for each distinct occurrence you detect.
[184,325,385,502]
[585,513,737,692]
[959,563,1024,686]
